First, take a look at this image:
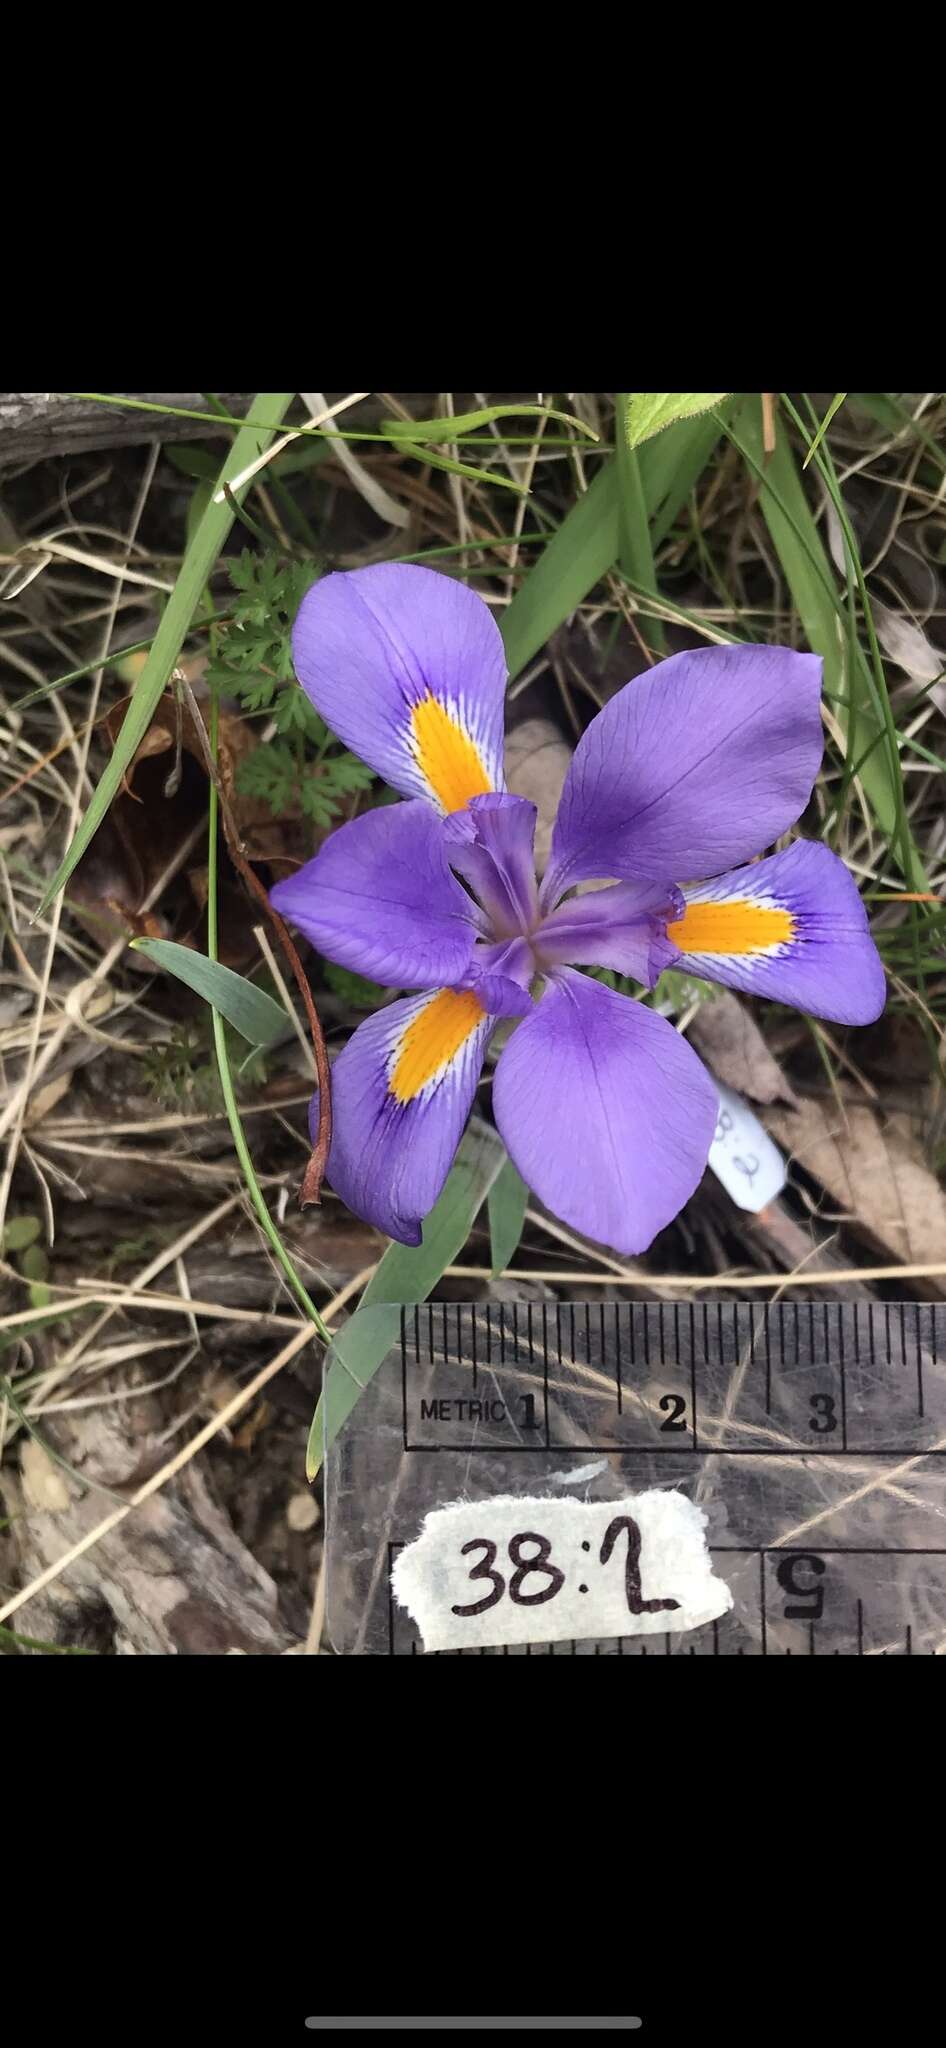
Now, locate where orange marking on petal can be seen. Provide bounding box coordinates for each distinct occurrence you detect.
[410,694,492,812]
[667,898,795,956]
[389,988,486,1103]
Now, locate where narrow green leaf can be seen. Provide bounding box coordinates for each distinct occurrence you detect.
[184,477,214,545]
[848,395,946,476]
[203,700,330,1344]
[0,1625,95,1656]
[501,462,619,680]
[396,441,526,494]
[625,393,729,450]
[304,1301,403,1482]
[802,392,847,468]
[131,939,287,1047]
[615,391,664,653]
[488,1156,529,1276]
[642,410,728,547]
[305,1120,506,1479]
[383,403,598,443]
[38,393,294,913]
[726,397,923,884]
[501,410,728,683]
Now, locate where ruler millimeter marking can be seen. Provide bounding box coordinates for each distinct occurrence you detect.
[399,1299,944,1457]
[385,1543,939,1657]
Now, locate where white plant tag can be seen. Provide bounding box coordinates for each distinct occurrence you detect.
[390,1490,733,1653]
[708,1081,786,1212]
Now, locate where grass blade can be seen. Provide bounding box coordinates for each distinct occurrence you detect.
[501,462,618,680]
[616,391,663,653]
[38,393,295,914]
[384,403,598,442]
[396,441,526,494]
[802,392,847,469]
[643,410,727,547]
[0,1625,95,1656]
[501,409,727,682]
[130,939,288,1047]
[725,396,924,886]
[204,698,330,1343]
[305,1120,506,1479]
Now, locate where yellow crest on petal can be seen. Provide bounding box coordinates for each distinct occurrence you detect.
[667,898,795,956]
[410,695,492,812]
[389,988,486,1103]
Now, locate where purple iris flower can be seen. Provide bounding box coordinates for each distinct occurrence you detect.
[270,564,885,1254]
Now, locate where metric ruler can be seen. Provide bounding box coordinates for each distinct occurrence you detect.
[324,1300,946,1656]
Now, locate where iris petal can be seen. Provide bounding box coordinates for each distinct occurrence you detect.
[292,563,507,811]
[492,969,718,1254]
[542,643,824,906]
[657,839,886,1025]
[464,935,534,1018]
[270,800,478,989]
[442,793,539,936]
[312,986,493,1245]
[534,880,683,986]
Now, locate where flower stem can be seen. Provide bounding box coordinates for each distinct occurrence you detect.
[207,692,331,1344]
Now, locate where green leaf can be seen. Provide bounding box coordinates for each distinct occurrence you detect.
[2,1215,42,1255]
[383,403,598,443]
[165,443,223,481]
[625,393,729,450]
[501,462,619,680]
[184,477,215,545]
[726,396,923,886]
[130,940,288,1047]
[501,409,728,682]
[642,410,728,547]
[38,393,295,914]
[395,441,527,495]
[19,1243,48,1282]
[488,1156,529,1276]
[323,964,387,1011]
[802,393,847,469]
[305,1121,506,1479]
[0,1625,95,1656]
[615,391,663,654]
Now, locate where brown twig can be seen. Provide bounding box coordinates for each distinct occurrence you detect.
[177,676,332,1205]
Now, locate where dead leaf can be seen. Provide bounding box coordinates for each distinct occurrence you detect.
[689,991,798,1108]
[110,683,310,870]
[764,1098,946,1289]
[504,717,572,874]
[72,684,298,969]
[743,1194,873,1299]
[19,1438,71,1513]
[871,598,944,687]
[24,1071,73,1130]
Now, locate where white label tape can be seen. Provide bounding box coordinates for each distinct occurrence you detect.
[708,1081,786,1212]
[390,1490,733,1653]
